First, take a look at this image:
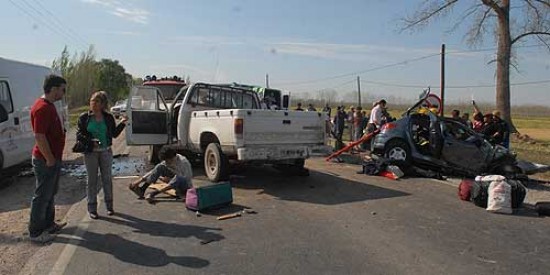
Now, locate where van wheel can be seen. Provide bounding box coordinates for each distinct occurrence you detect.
[149,145,162,164]
[384,139,411,166]
[204,143,229,182]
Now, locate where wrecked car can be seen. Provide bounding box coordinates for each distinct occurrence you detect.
[371,91,547,177]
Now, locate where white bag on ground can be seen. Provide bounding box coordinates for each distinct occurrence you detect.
[486,177,512,214]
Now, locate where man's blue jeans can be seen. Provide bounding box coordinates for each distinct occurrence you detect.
[28,157,61,237]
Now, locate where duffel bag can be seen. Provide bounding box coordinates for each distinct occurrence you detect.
[186,181,233,211]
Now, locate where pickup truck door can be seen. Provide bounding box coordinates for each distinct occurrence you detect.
[126,86,169,145]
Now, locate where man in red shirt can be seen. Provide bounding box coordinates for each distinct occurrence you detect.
[28,75,67,243]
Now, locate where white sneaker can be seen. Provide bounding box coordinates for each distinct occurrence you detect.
[30,231,55,243]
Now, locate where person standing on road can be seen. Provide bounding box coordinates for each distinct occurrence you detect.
[332,106,346,149]
[28,75,67,243]
[129,147,193,204]
[367,99,386,133]
[347,106,355,141]
[76,91,126,219]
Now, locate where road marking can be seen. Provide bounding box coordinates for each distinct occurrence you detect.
[47,197,102,275]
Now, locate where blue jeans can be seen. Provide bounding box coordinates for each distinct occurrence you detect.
[84,149,114,212]
[28,157,61,237]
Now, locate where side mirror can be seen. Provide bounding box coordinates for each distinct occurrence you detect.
[0,104,8,123]
[282,95,290,109]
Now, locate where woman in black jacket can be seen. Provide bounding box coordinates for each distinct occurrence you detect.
[75,91,126,219]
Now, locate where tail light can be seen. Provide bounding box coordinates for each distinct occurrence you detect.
[381,122,396,131]
[234,118,244,135]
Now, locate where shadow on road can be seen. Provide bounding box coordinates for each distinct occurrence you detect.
[230,166,410,205]
[55,231,209,268]
[101,212,225,244]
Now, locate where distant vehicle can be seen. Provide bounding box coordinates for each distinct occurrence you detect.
[371,90,522,177]
[110,99,127,118]
[0,58,68,171]
[142,75,187,102]
[125,82,329,181]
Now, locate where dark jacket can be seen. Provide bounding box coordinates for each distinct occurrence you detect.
[76,111,126,153]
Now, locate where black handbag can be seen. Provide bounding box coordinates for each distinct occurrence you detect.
[72,140,86,153]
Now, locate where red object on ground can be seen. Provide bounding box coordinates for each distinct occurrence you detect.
[458,178,474,201]
[378,170,399,180]
[325,129,380,161]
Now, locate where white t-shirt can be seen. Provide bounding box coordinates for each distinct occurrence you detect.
[165,154,193,187]
[369,105,383,127]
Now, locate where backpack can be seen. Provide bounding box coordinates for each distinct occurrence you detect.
[471,175,527,209]
[458,178,474,201]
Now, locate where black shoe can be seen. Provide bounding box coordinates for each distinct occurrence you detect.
[89,212,99,219]
[107,209,115,216]
[46,221,68,234]
[129,183,145,199]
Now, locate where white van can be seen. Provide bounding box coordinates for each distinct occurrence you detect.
[0,57,68,170]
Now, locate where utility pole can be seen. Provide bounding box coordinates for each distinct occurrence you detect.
[266,74,269,88]
[440,44,445,116]
[357,76,361,108]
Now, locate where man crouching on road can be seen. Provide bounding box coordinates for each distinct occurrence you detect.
[28,75,67,243]
[129,147,193,204]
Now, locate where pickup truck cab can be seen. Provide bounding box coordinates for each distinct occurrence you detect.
[126,82,329,181]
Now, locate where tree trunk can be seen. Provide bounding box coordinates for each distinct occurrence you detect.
[495,2,514,130]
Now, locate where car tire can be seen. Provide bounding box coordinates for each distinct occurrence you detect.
[204,143,229,182]
[384,139,411,166]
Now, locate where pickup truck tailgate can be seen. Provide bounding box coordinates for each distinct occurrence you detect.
[240,110,326,145]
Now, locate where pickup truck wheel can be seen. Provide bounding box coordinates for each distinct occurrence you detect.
[204,143,229,182]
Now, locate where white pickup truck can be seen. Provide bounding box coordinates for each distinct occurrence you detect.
[125,82,330,181]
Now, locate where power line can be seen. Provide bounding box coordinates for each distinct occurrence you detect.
[28,0,90,47]
[276,53,441,86]
[276,44,547,88]
[8,0,88,50]
[361,79,550,89]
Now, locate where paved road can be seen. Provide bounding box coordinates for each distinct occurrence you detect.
[20,154,550,275]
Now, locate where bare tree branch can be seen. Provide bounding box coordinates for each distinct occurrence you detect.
[512,31,550,44]
[449,3,484,33]
[466,7,494,45]
[532,0,550,8]
[481,0,505,16]
[536,34,550,51]
[402,0,459,31]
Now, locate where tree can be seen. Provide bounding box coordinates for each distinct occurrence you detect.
[403,0,550,127]
[52,46,99,107]
[96,59,131,101]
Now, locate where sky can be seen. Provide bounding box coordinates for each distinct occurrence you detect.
[1,0,549,105]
